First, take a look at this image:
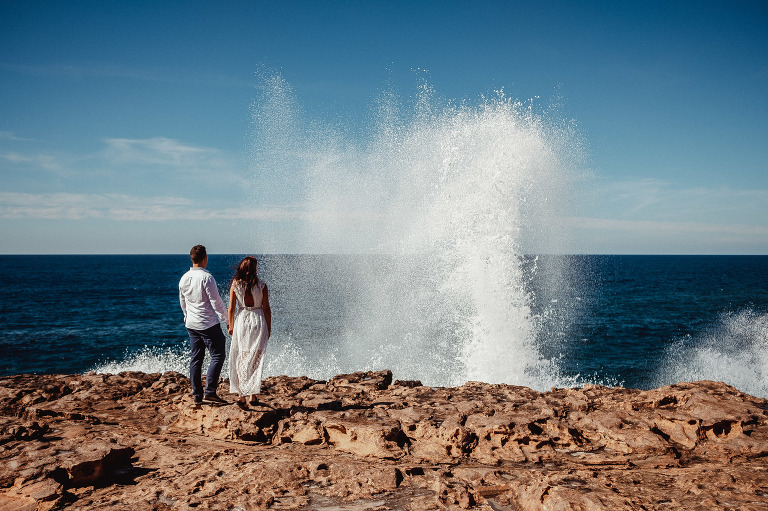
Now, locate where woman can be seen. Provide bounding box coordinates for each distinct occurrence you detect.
[227,256,272,407]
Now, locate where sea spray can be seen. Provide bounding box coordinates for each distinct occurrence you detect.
[250,73,587,389]
[92,345,191,375]
[657,309,768,398]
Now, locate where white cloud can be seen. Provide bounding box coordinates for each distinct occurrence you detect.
[0,131,34,142]
[104,137,210,166]
[101,137,245,186]
[1,151,64,171]
[1,135,246,193]
[562,216,768,254]
[560,177,768,253]
[568,216,768,237]
[588,177,768,224]
[0,192,302,222]
[598,178,667,213]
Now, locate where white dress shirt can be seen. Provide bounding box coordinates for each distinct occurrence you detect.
[179,267,228,330]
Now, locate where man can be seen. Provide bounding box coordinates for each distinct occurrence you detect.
[179,245,229,404]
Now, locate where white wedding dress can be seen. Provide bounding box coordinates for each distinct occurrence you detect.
[228,279,269,395]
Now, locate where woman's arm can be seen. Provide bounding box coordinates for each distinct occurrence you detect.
[263,284,272,338]
[227,283,236,335]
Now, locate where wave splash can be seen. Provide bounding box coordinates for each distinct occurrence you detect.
[249,73,586,389]
[92,345,191,375]
[657,309,768,398]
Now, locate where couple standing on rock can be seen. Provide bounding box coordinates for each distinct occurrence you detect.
[178,244,272,407]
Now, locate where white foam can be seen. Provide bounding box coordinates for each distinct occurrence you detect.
[656,309,768,398]
[249,74,586,389]
[92,345,192,375]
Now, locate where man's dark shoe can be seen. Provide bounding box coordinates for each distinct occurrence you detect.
[193,395,203,404]
[203,394,227,404]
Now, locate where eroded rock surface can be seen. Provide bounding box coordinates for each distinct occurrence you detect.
[1,370,767,510]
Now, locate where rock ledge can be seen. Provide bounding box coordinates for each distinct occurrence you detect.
[2,370,767,510]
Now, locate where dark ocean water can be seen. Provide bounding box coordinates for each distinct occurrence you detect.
[1,254,766,397]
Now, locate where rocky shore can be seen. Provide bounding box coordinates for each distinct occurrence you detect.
[1,370,767,510]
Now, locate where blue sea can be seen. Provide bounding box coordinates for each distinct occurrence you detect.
[2,254,767,397]
[5,76,765,397]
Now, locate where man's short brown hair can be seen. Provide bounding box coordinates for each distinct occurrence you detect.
[190,245,207,264]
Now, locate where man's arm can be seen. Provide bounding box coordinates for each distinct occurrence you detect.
[179,287,187,323]
[204,276,229,327]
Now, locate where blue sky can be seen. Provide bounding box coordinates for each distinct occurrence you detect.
[1,0,767,254]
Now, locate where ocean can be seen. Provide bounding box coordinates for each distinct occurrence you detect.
[4,77,767,397]
[2,254,767,398]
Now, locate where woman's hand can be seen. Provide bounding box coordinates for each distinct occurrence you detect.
[228,325,233,335]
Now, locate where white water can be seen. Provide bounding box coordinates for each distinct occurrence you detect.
[657,309,768,398]
[94,345,190,375]
[248,73,586,389]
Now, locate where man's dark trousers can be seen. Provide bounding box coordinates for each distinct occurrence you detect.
[187,323,226,400]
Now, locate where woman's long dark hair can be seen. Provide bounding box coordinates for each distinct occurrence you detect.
[232,256,258,293]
